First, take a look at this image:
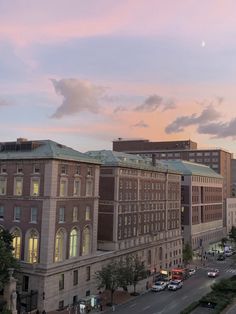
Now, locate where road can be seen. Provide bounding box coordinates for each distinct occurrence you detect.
[105,256,236,314]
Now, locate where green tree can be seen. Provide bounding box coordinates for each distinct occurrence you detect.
[125,256,147,295]
[0,229,19,290]
[183,243,193,266]
[95,261,121,306]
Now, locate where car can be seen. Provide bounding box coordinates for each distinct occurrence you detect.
[168,280,183,291]
[151,281,168,292]
[188,269,196,276]
[225,251,233,257]
[217,254,225,261]
[207,269,219,278]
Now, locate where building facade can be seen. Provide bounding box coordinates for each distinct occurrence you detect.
[86,150,183,274]
[225,198,236,234]
[0,139,101,312]
[113,139,232,199]
[161,160,225,252]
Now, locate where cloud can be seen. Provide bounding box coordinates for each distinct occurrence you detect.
[51,78,105,118]
[0,99,9,106]
[132,120,149,128]
[198,118,236,139]
[165,105,222,134]
[134,94,176,112]
[113,106,128,113]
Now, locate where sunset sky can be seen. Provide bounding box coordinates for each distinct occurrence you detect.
[1,0,236,155]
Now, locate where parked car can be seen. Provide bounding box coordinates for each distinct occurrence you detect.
[207,269,219,278]
[168,280,183,291]
[151,281,168,292]
[217,254,225,261]
[188,269,196,276]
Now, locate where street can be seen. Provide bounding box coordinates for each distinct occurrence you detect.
[105,256,236,314]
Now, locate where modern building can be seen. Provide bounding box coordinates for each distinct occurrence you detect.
[224,198,236,234]
[231,159,236,197]
[161,160,225,252]
[0,138,102,312]
[113,139,232,199]
[86,150,183,274]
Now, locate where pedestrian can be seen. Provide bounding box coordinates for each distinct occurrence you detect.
[42,311,46,314]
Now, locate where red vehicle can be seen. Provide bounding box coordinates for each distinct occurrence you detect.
[171,268,189,281]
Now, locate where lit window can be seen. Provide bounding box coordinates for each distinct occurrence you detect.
[31,178,40,196]
[0,177,7,195]
[12,228,21,259]
[69,228,78,258]
[59,208,65,223]
[27,230,38,263]
[82,227,90,255]
[0,206,4,219]
[73,179,81,196]
[30,208,37,223]
[59,179,67,197]
[55,229,65,262]
[14,177,23,196]
[72,207,78,222]
[14,207,21,221]
[85,206,91,221]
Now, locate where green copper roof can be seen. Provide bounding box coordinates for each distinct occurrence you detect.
[86,150,179,173]
[160,160,223,178]
[0,140,100,164]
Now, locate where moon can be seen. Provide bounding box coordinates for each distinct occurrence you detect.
[201,41,206,48]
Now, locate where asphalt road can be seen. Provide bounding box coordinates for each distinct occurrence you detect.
[105,256,236,314]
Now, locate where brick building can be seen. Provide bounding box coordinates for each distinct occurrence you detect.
[0,139,101,311]
[161,160,225,252]
[86,150,183,274]
[113,139,232,199]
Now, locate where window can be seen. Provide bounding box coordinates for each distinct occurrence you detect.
[69,228,78,258]
[59,274,64,290]
[61,164,67,174]
[59,301,64,310]
[55,229,65,262]
[72,207,78,222]
[82,227,90,255]
[0,206,4,219]
[76,165,81,175]
[0,177,7,195]
[59,179,67,197]
[31,178,40,196]
[85,206,91,221]
[87,167,92,176]
[22,275,29,292]
[14,177,23,196]
[86,266,90,281]
[73,270,78,286]
[14,207,21,221]
[73,179,81,196]
[59,208,65,223]
[17,164,23,173]
[86,180,93,196]
[12,228,21,259]
[27,230,39,263]
[0,164,6,173]
[30,208,37,223]
[33,164,40,173]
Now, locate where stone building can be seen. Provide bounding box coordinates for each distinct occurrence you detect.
[0,139,101,312]
[161,160,225,252]
[224,198,236,234]
[86,150,183,274]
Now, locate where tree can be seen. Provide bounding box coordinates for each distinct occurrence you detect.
[125,256,147,295]
[95,261,121,306]
[229,226,236,244]
[220,237,228,248]
[183,243,193,266]
[0,229,19,290]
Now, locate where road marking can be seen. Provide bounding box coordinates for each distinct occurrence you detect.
[182,295,188,300]
[143,305,151,311]
[198,286,205,290]
[130,303,136,308]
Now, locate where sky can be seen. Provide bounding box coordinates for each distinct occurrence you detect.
[1,0,236,155]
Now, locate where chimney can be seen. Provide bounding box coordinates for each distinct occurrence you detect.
[17,138,28,143]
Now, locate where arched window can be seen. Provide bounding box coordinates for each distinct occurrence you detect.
[82,226,91,256]
[12,228,21,259]
[27,229,39,263]
[69,228,78,258]
[55,229,65,262]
